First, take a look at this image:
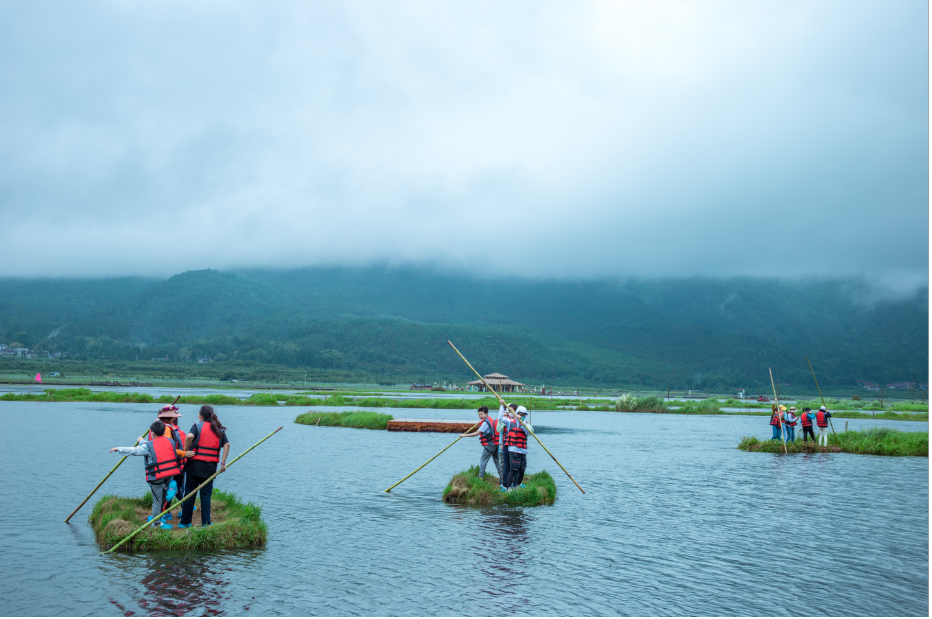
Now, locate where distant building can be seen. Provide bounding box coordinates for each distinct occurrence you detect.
[466,373,526,393]
[197,357,213,363]
[410,382,432,390]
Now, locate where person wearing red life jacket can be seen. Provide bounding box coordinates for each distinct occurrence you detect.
[769,405,784,441]
[497,404,519,491]
[799,407,817,442]
[783,406,798,442]
[179,405,230,528]
[816,406,832,446]
[153,405,192,519]
[459,406,502,479]
[109,420,182,529]
[504,406,533,489]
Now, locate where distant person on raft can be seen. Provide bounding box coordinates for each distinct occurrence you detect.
[816,406,832,446]
[108,420,188,529]
[459,406,501,479]
[504,406,533,489]
[179,405,230,528]
[769,405,784,441]
[783,406,798,442]
[800,407,817,442]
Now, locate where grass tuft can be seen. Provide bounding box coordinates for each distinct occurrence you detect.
[442,465,556,506]
[294,410,393,430]
[614,394,669,413]
[89,490,267,552]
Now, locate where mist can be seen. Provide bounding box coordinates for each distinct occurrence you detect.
[0,1,927,287]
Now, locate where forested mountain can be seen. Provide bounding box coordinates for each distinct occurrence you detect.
[0,267,926,391]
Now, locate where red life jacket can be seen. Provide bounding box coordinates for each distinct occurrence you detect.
[191,420,222,463]
[801,413,812,427]
[816,410,828,427]
[479,418,498,447]
[770,413,781,426]
[172,424,187,467]
[506,422,528,450]
[145,435,181,482]
[785,415,797,427]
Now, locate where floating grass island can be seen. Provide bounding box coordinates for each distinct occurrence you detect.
[443,466,557,506]
[295,410,392,429]
[89,490,267,552]
[739,428,928,457]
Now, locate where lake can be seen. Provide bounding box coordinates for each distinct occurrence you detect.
[0,401,927,616]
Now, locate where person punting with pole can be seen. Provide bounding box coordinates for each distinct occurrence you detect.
[459,406,501,479]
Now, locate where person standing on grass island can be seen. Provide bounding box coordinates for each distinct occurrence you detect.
[498,403,518,490]
[504,406,533,489]
[149,404,187,519]
[783,406,798,442]
[800,407,817,442]
[179,405,230,528]
[769,405,783,441]
[109,420,187,529]
[459,406,501,479]
[816,405,832,446]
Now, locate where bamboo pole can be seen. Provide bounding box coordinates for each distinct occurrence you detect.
[807,357,837,438]
[66,396,181,523]
[447,340,585,494]
[101,426,283,554]
[383,420,481,493]
[768,368,788,454]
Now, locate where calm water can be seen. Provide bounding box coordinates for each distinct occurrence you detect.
[0,402,927,616]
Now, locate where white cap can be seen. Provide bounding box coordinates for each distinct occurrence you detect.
[819,406,826,411]
[516,405,528,415]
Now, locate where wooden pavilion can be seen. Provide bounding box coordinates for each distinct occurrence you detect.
[466,373,526,393]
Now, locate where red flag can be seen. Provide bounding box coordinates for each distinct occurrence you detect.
[35,373,41,383]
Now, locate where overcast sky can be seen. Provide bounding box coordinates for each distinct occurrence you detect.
[0,1,927,286]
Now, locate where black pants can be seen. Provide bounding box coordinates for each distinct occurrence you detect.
[802,426,816,441]
[506,452,527,487]
[500,446,511,486]
[180,472,213,526]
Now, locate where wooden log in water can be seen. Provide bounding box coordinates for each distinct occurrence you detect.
[387,418,476,433]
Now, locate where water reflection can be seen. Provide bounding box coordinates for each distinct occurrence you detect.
[125,553,234,616]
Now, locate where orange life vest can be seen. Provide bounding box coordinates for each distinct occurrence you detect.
[172,424,187,467]
[145,436,181,482]
[191,421,221,463]
[770,412,781,426]
[506,421,528,450]
[816,410,828,427]
[479,418,498,447]
[801,413,812,427]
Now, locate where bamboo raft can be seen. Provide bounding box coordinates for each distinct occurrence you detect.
[387,419,475,433]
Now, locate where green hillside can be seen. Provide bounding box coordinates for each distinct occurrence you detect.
[0,268,926,390]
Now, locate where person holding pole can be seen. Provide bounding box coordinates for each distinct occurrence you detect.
[783,406,798,442]
[498,403,517,490]
[179,405,230,528]
[149,405,188,519]
[800,407,817,442]
[459,406,501,479]
[769,405,783,441]
[505,406,533,489]
[108,420,183,529]
[816,406,832,446]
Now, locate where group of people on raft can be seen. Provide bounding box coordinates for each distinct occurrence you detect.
[770,404,833,445]
[109,404,230,529]
[460,403,533,491]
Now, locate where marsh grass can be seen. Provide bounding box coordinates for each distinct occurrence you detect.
[614,394,669,413]
[738,427,928,457]
[442,466,556,507]
[89,490,267,552]
[294,410,393,429]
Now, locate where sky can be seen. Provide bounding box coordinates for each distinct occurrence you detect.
[0,0,928,287]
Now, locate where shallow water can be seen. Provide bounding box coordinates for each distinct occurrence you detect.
[0,402,927,616]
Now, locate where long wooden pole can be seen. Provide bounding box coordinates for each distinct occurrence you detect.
[447,340,585,494]
[768,368,788,454]
[383,420,481,493]
[101,425,283,554]
[807,357,837,438]
[66,396,181,523]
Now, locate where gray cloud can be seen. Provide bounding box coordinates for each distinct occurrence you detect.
[0,0,927,286]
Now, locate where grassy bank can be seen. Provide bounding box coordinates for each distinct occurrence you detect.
[738,427,928,457]
[443,466,556,506]
[89,490,267,552]
[309,394,562,410]
[294,410,393,430]
[0,388,288,406]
